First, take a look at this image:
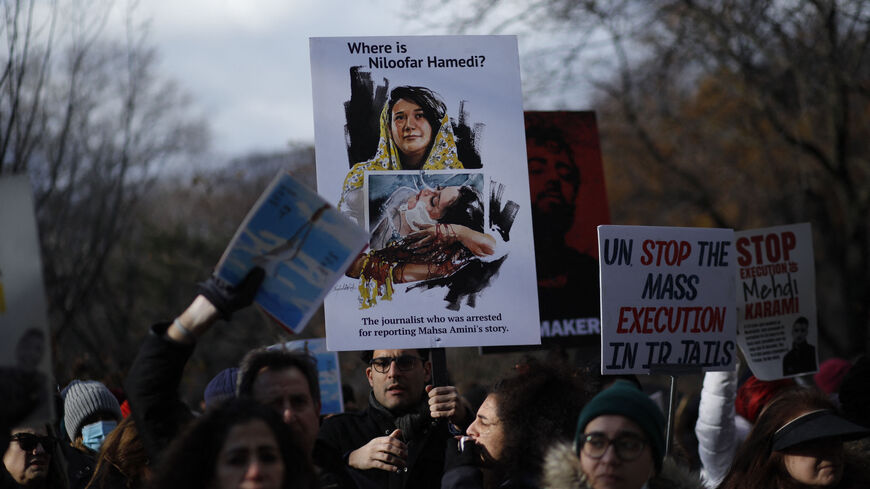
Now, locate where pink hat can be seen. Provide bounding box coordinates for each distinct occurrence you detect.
[736,376,795,423]
[814,358,852,394]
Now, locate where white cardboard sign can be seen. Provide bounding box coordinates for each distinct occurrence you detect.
[311,36,539,351]
[598,225,737,374]
[735,223,817,380]
[0,175,55,423]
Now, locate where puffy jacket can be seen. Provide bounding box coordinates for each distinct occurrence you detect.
[541,442,704,489]
[694,371,750,489]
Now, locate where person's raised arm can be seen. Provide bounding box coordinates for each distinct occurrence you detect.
[124,268,264,461]
[167,268,265,343]
[695,369,740,489]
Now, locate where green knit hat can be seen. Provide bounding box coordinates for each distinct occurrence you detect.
[574,380,665,473]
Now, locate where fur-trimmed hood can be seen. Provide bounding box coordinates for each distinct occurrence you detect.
[541,441,704,489]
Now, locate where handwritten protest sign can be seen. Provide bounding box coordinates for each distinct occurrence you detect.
[0,175,55,423]
[311,36,539,351]
[270,338,344,414]
[598,225,736,374]
[735,223,816,380]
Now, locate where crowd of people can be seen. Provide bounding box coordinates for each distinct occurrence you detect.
[4,86,870,489]
[3,267,870,489]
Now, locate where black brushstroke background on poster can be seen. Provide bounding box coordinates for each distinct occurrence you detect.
[344,69,514,310]
[345,67,483,169]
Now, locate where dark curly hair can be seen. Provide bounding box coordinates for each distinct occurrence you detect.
[523,115,576,169]
[490,362,590,479]
[388,86,447,135]
[387,86,447,167]
[360,349,431,364]
[236,348,320,403]
[147,398,316,489]
[439,185,484,233]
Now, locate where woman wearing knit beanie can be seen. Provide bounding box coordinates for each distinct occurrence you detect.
[542,380,702,489]
[62,380,122,489]
[63,380,122,453]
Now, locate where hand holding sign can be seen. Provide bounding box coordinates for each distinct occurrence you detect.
[348,429,408,473]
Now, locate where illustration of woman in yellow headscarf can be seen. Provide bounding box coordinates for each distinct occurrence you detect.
[339,86,464,225]
[339,85,511,310]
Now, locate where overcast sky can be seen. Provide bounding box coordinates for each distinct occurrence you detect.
[106,2,597,161]
[122,0,426,158]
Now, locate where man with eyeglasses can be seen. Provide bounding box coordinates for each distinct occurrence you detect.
[314,348,471,489]
[541,380,702,489]
[2,426,59,489]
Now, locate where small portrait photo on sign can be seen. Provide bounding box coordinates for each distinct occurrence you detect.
[781,316,817,376]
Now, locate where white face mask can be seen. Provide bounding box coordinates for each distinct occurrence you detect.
[401,201,438,232]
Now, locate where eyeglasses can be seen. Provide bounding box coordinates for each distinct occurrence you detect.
[579,432,646,461]
[11,433,54,452]
[369,355,424,373]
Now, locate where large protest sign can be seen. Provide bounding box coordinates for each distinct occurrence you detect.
[482,111,609,354]
[735,223,817,380]
[270,338,344,414]
[0,175,54,423]
[528,111,609,346]
[311,36,539,351]
[598,225,737,374]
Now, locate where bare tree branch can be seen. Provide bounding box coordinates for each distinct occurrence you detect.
[418,0,870,355]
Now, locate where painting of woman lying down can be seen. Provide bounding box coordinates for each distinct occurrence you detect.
[347,173,508,309]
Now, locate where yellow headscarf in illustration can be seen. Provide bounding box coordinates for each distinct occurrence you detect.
[339,101,464,210]
[340,99,466,308]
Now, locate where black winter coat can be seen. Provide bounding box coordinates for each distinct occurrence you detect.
[314,398,451,489]
[123,322,197,463]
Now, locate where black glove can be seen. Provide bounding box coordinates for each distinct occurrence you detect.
[197,267,265,320]
[444,436,479,470]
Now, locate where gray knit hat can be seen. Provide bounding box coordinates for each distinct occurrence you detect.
[63,380,122,441]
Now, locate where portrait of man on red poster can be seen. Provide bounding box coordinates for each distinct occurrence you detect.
[526,111,611,347]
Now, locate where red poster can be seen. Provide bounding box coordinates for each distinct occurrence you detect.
[527,112,611,347]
